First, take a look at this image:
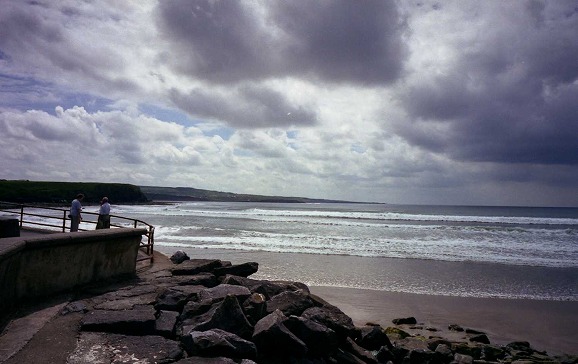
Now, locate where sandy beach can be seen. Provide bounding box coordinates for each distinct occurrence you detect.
[310,286,578,356]
[157,247,578,356]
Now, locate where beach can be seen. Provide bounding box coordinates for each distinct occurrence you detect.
[156,247,578,356]
[309,286,578,356]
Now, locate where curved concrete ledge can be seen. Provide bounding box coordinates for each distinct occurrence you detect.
[0,228,147,320]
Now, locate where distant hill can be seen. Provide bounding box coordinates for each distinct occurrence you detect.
[0,180,356,205]
[139,185,351,204]
[0,180,148,204]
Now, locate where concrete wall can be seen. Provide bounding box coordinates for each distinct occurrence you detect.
[0,228,146,318]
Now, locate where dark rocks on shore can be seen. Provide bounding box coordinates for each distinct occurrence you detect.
[65,253,578,363]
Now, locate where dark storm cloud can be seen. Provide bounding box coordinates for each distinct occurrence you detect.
[398,1,578,166]
[169,85,317,128]
[156,0,406,85]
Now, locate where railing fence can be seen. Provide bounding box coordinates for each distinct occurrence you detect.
[0,201,154,262]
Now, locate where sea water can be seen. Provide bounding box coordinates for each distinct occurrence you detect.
[107,202,578,301]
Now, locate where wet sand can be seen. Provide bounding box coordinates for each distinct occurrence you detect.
[157,247,578,355]
[310,286,578,356]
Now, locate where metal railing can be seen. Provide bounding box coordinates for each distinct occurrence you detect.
[0,201,155,262]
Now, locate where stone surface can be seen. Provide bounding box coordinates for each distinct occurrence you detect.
[181,295,254,340]
[81,306,156,335]
[170,250,190,264]
[213,262,259,278]
[171,259,226,275]
[392,316,418,325]
[183,328,257,359]
[265,289,315,316]
[252,310,308,357]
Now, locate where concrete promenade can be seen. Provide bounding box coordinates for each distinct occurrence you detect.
[0,250,169,363]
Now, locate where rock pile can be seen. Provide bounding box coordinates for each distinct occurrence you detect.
[63,251,577,364]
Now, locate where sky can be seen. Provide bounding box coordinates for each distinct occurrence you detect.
[1,1,577,207]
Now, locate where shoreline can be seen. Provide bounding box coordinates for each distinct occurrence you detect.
[156,248,578,356]
[309,285,578,356]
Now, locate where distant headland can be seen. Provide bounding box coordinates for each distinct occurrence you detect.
[0,180,362,204]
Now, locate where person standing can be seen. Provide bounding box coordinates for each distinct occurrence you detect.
[70,194,84,232]
[96,197,111,229]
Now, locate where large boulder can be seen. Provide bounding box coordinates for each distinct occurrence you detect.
[81,306,156,335]
[181,295,253,340]
[242,293,267,326]
[284,315,338,355]
[252,310,308,358]
[182,329,257,360]
[155,310,179,338]
[198,284,252,304]
[155,286,205,312]
[170,250,190,264]
[301,305,357,341]
[213,262,259,278]
[172,259,229,276]
[265,289,315,316]
[357,324,393,351]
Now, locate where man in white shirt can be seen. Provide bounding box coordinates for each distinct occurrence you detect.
[97,197,111,229]
[70,194,84,232]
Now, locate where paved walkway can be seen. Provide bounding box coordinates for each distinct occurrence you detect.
[0,251,169,364]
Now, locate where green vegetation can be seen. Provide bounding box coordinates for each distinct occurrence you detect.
[0,180,148,204]
[139,185,350,203]
[0,180,357,204]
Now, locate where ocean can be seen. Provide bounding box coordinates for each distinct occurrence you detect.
[106,202,578,301]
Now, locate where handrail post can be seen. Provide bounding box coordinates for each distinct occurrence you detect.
[62,210,67,232]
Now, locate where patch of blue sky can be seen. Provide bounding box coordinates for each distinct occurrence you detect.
[0,73,111,113]
[233,148,256,157]
[350,143,366,153]
[139,103,200,126]
[139,103,236,140]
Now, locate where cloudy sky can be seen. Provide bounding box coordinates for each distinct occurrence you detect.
[1,1,577,206]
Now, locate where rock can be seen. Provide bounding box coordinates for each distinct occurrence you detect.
[469,334,490,344]
[284,315,338,355]
[170,250,190,264]
[449,324,464,332]
[465,328,485,335]
[505,341,532,352]
[67,332,183,364]
[175,357,238,364]
[252,310,308,357]
[180,298,216,323]
[452,343,482,359]
[435,343,454,362]
[156,273,218,288]
[155,286,204,312]
[452,353,474,364]
[408,348,436,364]
[198,284,252,304]
[61,301,88,315]
[481,344,506,361]
[428,338,452,351]
[393,317,418,325]
[358,324,393,351]
[342,336,378,364]
[172,259,227,276]
[302,304,357,341]
[155,310,179,338]
[266,289,316,316]
[385,326,411,339]
[331,348,368,364]
[181,295,254,340]
[81,307,156,335]
[376,345,396,363]
[182,328,257,359]
[213,262,259,278]
[242,293,267,325]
